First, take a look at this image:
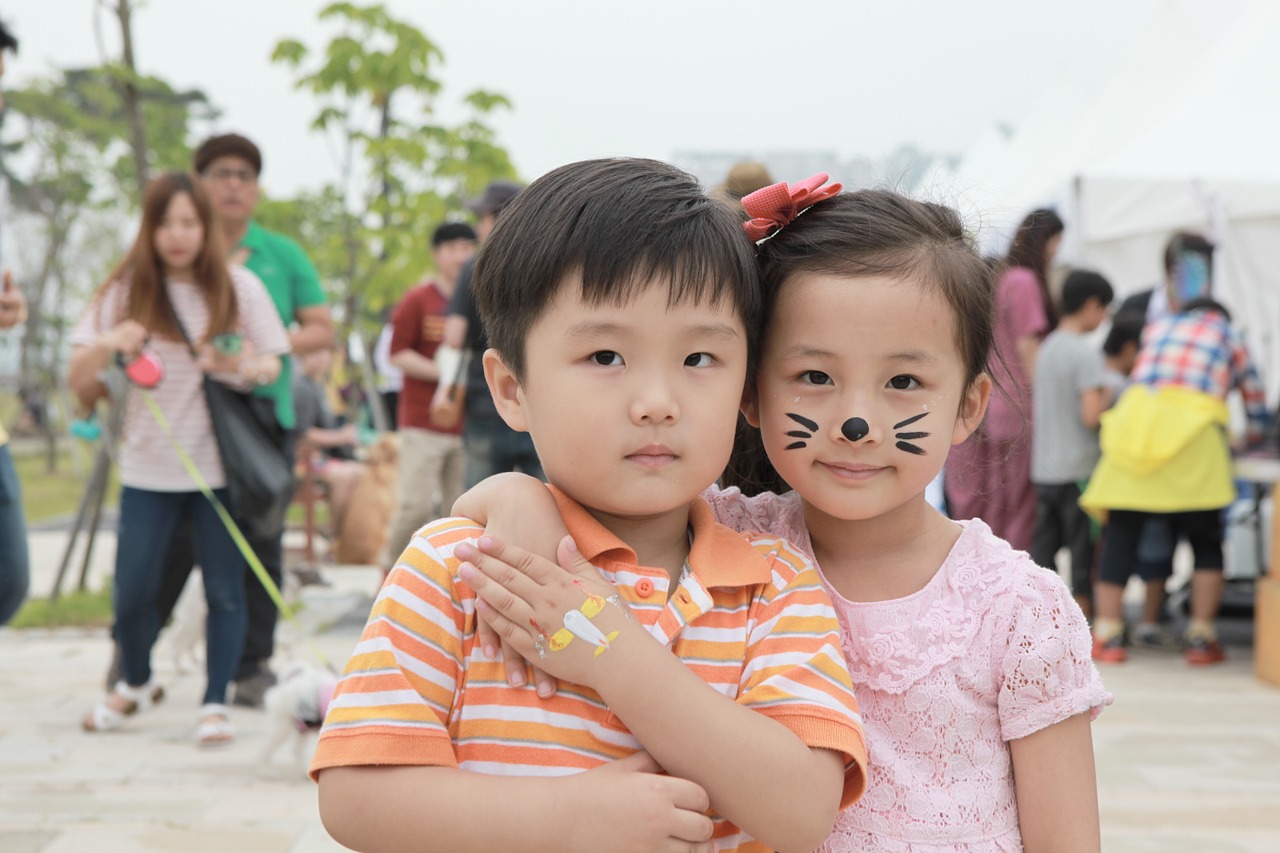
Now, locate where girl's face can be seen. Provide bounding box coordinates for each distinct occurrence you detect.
[154,191,205,278]
[744,272,989,524]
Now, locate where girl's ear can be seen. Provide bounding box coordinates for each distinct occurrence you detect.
[483,349,528,432]
[951,372,992,445]
[740,384,762,428]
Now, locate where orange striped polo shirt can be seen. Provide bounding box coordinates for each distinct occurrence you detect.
[311,489,868,851]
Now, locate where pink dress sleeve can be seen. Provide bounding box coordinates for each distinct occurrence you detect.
[996,565,1112,742]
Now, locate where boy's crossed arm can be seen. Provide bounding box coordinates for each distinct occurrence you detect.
[319,751,715,853]
[455,535,854,853]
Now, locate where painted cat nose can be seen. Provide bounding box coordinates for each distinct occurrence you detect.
[841,417,869,442]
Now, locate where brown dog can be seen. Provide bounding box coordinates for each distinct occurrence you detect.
[333,433,399,565]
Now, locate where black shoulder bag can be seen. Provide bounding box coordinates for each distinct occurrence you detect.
[171,312,295,540]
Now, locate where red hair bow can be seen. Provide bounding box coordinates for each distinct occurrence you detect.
[742,173,843,243]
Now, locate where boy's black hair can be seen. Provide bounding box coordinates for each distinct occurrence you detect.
[472,157,761,382]
[1060,269,1114,315]
[1102,313,1145,357]
[194,133,262,176]
[431,221,477,248]
[0,20,18,53]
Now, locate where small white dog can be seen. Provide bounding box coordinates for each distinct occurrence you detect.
[260,661,338,773]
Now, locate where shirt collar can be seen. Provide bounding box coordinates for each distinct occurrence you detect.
[239,220,268,252]
[548,485,774,589]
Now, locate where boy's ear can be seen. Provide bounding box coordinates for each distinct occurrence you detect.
[740,384,761,428]
[952,372,992,445]
[482,348,529,432]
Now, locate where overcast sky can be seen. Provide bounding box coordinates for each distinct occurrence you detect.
[4,0,1219,197]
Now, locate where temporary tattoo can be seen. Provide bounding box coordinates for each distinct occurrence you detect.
[530,617,550,637]
[893,412,930,455]
[549,592,621,656]
[784,412,817,450]
[533,638,547,659]
[841,417,869,442]
[604,593,633,621]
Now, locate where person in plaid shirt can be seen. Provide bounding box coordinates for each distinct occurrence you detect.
[1082,296,1268,665]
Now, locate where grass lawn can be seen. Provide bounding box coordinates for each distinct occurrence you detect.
[13,440,119,524]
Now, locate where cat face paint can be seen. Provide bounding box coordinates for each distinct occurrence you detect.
[784,412,817,450]
[892,412,931,456]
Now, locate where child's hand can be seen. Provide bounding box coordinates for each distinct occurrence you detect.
[562,751,716,853]
[456,534,640,690]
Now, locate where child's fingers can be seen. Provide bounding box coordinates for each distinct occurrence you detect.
[474,609,502,660]
[471,535,565,586]
[459,561,536,628]
[457,541,545,601]
[530,663,558,699]
[557,535,603,580]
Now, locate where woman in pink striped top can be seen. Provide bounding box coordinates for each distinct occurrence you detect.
[69,172,289,747]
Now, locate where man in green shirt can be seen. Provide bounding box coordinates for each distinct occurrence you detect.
[113,135,334,705]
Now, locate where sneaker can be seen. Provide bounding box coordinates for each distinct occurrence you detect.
[231,666,277,708]
[1184,635,1226,666]
[1092,633,1128,663]
[1132,624,1179,651]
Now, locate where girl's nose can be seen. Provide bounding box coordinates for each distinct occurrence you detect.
[630,376,679,424]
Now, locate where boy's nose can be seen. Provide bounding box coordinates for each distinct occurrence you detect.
[629,376,679,424]
[841,417,870,442]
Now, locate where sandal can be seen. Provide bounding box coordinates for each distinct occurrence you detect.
[196,703,235,748]
[82,679,165,732]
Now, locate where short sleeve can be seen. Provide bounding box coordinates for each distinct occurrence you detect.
[1000,268,1049,342]
[736,542,869,806]
[389,288,421,356]
[997,567,1111,741]
[1072,341,1108,394]
[70,284,124,346]
[282,237,326,308]
[233,267,290,356]
[309,520,480,780]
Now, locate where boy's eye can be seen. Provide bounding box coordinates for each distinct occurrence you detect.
[684,352,714,368]
[800,370,833,386]
[887,375,919,390]
[590,351,623,366]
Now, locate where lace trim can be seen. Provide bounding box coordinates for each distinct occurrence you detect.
[832,520,1012,695]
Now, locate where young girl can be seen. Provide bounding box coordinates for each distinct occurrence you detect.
[457,179,1109,851]
[69,171,290,746]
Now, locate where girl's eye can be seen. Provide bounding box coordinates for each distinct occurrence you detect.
[684,352,714,368]
[590,351,623,366]
[800,370,833,386]
[888,375,920,390]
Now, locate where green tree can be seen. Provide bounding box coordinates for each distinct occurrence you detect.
[1,66,217,468]
[271,1,517,326]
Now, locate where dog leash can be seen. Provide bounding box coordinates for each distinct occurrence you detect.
[139,389,338,673]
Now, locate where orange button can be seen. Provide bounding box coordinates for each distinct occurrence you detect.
[635,578,655,597]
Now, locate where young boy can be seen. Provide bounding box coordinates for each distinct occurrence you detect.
[1030,269,1115,617]
[310,159,868,852]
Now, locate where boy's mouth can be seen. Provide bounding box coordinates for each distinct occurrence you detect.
[626,444,678,467]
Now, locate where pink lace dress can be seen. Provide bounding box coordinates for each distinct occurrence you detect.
[704,487,1111,852]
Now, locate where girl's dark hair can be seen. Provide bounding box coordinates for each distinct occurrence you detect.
[1004,207,1065,327]
[100,170,237,342]
[723,188,996,495]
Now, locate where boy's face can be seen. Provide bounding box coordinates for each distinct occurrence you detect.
[485,278,748,528]
[1080,297,1109,333]
[431,237,476,285]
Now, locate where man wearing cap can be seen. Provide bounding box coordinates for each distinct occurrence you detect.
[442,180,545,488]
[108,134,336,705]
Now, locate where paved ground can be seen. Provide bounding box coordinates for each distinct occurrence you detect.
[2,528,1279,852]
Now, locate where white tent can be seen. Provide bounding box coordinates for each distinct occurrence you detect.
[936,0,1280,400]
